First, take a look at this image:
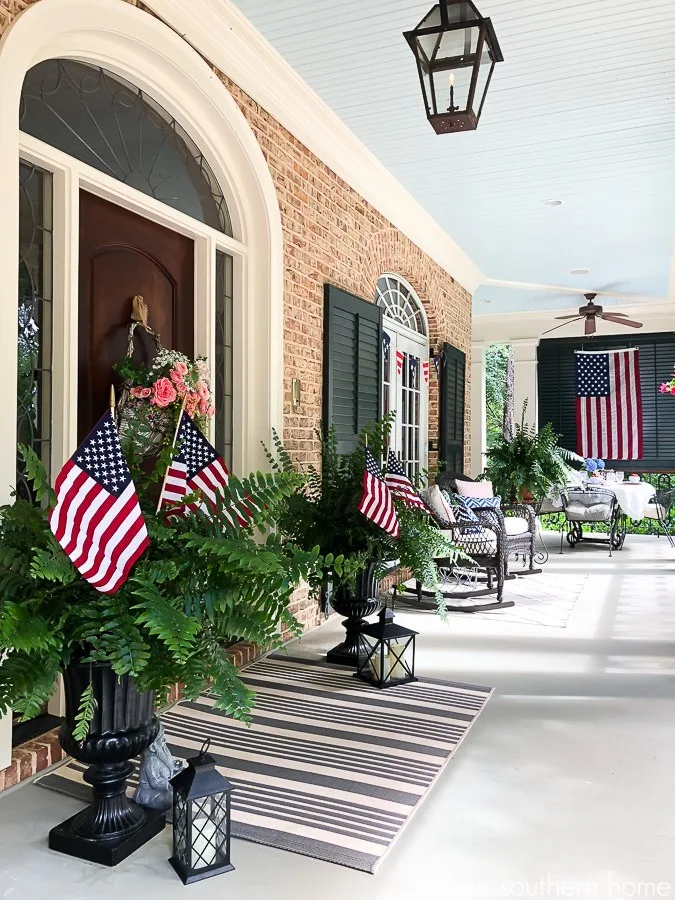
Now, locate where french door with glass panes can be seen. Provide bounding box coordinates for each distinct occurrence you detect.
[382,327,428,480]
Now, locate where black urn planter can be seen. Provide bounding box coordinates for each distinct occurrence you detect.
[48,657,166,866]
[326,564,382,667]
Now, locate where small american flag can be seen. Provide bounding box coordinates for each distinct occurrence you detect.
[49,410,149,594]
[422,361,429,384]
[384,451,427,511]
[158,412,251,525]
[575,349,642,460]
[358,448,399,538]
[395,349,404,376]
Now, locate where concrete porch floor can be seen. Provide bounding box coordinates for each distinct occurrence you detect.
[1,532,675,899]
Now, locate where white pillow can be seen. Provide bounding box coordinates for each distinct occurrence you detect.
[427,484,456,524]
[456,478,494,498]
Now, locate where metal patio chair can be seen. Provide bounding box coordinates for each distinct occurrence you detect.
[560,487,619,556]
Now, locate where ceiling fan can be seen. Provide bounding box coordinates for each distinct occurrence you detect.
[542,293,643,336]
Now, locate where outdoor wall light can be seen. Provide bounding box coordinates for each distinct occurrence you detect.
[404,0,503,134]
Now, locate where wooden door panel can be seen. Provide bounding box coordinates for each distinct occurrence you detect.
[79,191,194,441]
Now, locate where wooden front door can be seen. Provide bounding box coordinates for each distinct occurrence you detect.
[78,191,194,441]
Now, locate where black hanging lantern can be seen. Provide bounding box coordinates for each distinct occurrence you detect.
[169,739,234,885]
[404,0,504,134]
[355,607,418,689]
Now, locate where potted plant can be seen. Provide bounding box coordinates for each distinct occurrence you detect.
[265,419,459,664]
[485,405,581,504]
[0,444,324,863]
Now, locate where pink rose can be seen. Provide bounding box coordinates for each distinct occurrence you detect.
[199,398,209,416]
[175,381,188,396]
[169,368,184,384]
[206,404,216,417]
[130,386,152,399]
[197,380,210,401]
[151,377,177,408]
[174,361,189,377]
[660,384,669,394]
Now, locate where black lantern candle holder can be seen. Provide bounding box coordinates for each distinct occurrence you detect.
[169,739,234,885]
[355,607,418,689]
[404,0,503,134]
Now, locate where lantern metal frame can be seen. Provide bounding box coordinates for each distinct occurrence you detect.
[355,607,419,689]
[169,739,235,885]
[404,0,504,134]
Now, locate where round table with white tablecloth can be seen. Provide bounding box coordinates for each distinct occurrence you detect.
[596,481,656,521]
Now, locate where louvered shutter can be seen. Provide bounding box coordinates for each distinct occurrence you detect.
[323,284,382,454]
[439,342,466,473]
[538,334,675,470]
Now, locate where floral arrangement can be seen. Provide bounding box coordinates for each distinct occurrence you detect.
[584,457,605,475]
[659,376,675,395]
[115,349,215,449]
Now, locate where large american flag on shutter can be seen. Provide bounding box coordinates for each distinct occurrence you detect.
[49,410,149,594]
[574,349,642,460]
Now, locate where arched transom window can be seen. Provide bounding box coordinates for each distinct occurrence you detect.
[375,274,428,336]
[20,58,232,235]
[375,274,429,479]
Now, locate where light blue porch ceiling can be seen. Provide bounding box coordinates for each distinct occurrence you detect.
[232,0,675,316]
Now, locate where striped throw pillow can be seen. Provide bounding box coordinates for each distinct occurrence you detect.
[443,491,481,533]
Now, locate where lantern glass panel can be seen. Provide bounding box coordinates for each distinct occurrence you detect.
[473,46,494,115]
[174,793,189,866]
[190,792,229,870]
[363,634,412,682]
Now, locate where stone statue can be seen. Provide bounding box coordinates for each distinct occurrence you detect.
[134,724,184,813]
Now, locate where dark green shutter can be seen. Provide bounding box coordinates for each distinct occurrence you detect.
[323,284,382,454]
[439,342,466,473]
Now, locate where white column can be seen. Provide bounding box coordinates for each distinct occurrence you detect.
[471,342,487,476]
[512,339,540,431]
[0,712,11,771]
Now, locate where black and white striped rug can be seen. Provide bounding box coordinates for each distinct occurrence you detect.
[37,655,492,872]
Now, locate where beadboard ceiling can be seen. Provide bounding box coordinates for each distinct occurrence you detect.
[232,0,675,316]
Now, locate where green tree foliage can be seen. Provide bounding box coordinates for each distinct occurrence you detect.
[0,448,325,735]
[485,343,512,451]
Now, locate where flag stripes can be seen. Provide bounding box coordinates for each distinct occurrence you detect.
[358,448,399,538]
[575,349,642,460]
[384,451,426,512]
[158,412,253,526]
[49,410,148,594]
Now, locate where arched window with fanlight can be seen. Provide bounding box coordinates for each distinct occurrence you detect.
[375,274,429,479]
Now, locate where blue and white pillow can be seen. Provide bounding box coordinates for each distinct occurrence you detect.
[442,491,482,534]
[463,495,501,510]
[463,494,502,528]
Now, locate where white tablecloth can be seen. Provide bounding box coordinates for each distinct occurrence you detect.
[599,482,655,521]
[543,480,656,520]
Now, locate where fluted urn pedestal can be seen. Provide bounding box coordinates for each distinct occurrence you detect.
[49,658,166,866]
[326,565,382,667]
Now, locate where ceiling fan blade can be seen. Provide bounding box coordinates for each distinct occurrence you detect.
[554,315,584,321]
[585,317,597,335]
[541,320,580,337]
[600,314,642,328]
[603,311,629,317]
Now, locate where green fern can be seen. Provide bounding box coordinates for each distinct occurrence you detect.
[72,681,98,744]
